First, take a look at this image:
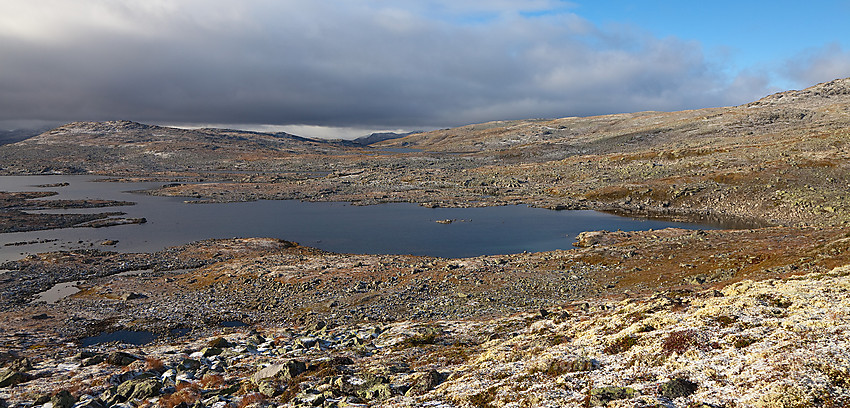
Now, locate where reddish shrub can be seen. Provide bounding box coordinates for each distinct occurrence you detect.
[237,392,266,408]
[662,330,699,355]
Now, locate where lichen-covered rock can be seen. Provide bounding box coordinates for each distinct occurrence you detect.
[0,370,30,388]
[7,358,32,372]
[50,390,76,408]
[252,359,306,382]
[405,369,445,396]
[660,377,698,399]
[116,378,162,400]
[71,397,104,408]
[106,351,140,366]
[257,380,279,397]
[590,386,637,406]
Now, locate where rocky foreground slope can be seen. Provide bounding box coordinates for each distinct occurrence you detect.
[2,265,849,407]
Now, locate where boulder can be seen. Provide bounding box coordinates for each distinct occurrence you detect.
[207,337,233,349]
[116,378,162,400]
[120,292,147,301]
[660,378,698,399]
[405,370,444,396]
[8,358,32,372]
[0,370,30,388]
[50,390,76,408]
[106,352,140,366]
[252,360,306,383]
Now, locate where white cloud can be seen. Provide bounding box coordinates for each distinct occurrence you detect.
[783,43,850,88]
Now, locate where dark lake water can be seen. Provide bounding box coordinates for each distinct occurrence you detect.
[1,175,721,262]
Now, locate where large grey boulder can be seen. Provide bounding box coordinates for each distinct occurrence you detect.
[252,359,306,383]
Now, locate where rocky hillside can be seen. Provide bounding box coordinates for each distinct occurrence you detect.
[377,77,850,155]
[1,265,848,407]
[0,121,360,174]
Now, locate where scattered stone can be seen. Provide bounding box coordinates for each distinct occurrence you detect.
[660,377,698,399]
[590,386,637,406]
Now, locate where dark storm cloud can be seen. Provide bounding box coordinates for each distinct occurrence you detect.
[0,1,771,130]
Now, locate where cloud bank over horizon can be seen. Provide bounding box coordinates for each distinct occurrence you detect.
[1,1,848,135]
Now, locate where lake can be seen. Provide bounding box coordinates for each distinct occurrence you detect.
[1,175,721,262]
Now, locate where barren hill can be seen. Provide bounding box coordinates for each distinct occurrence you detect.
[0,120,360,174]
[378,77,850,155]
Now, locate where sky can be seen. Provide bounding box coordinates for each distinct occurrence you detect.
[1,1,849,138]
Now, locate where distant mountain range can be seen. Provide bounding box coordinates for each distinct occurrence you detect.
[352,131,421,146]
[0,127,52,146]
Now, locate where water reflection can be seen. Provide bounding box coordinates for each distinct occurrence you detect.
[31,281,81,304]
[1,175,728,261]
[80,330,157,347]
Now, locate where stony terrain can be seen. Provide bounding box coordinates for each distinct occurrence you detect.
[2,78,850,407]
[2,265,849,407]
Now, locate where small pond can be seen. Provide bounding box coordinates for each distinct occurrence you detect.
[80,330,158,347]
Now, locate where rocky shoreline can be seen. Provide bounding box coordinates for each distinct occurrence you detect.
[0,191,142,234]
